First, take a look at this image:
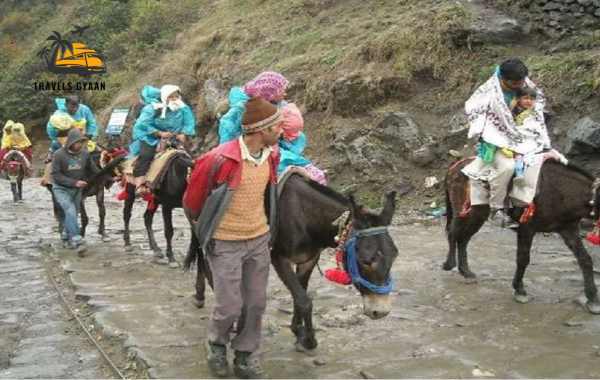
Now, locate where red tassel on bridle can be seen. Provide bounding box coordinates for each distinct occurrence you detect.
[586,220,600,246]
[324,249,351,285]
[116,189,129,201]
[324,213,353,286]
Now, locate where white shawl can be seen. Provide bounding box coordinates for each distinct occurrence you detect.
[465,73,551,155]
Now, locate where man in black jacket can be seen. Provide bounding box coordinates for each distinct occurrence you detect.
[51,128,98,252]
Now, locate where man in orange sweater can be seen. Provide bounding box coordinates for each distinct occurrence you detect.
[183,97,282,378]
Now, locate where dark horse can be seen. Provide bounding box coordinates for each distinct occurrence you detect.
[122,148,194,267]
[2,150,29,203]
[184,174,399,351]
[444,159,600,314]
[46,151,125,239]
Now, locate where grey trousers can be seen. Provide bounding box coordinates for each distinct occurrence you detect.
[207,232,270,353]
[465,152,516,209]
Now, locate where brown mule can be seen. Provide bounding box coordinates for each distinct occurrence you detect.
[444,158,600,314]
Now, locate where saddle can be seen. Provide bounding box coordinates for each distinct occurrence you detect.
[123,148,190,190]
[146,149,187,190]
[277,166,315,199]
[2,150,32,179]
[2,150,31,170]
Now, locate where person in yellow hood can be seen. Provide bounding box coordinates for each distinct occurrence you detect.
[0,120,33,169]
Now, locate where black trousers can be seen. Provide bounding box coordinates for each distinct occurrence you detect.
[133,141,156,177]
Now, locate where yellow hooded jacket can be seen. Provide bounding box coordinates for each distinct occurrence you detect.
[2,120,32,150]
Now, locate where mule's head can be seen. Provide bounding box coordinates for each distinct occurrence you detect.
[96,150,127,189]
[347,191,398,319]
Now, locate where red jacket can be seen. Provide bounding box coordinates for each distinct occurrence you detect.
[183,139,279,249]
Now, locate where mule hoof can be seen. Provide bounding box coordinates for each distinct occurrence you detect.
[586,301,600,315]
[513,292,529,304]
[460,270,477,280]
[101,235,111,242]
[442,261,456,271]
[153,251,164,259]
[192,295,205,308]
[294,341,318,355]
[154,257,169,265]
[168,261,180,269]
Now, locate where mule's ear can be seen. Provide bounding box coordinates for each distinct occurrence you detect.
[379,191,397,225]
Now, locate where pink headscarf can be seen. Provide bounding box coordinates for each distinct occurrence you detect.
[243,71,289,103]
[280,103,303,141]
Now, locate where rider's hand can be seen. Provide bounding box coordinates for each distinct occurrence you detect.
[75,180,88,188]
[176,134,186,143]
[550,149,569,165]
[160,131,173,139]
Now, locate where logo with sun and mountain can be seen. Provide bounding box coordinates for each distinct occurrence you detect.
[36,25,106,75]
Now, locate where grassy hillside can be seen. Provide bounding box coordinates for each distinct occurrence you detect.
[1,0,599,207]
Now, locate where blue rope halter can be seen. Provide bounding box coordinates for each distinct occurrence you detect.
[344,226,394,295]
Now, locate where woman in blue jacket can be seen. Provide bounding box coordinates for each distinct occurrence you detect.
[129,84,196,194]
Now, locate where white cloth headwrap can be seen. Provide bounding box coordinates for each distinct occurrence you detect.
[152,84,181,119]
[465,73,551,155]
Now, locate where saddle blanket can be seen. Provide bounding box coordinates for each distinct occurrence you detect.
[123,149,184,190]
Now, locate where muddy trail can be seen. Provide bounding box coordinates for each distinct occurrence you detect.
[2,178,600,379]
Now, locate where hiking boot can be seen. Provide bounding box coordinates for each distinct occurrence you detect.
[205,341,228,378]
[489,208,516,228]
[233,351,265,379]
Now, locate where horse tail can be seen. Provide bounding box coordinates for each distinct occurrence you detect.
[183,221,199,271]
[183,245,197,271]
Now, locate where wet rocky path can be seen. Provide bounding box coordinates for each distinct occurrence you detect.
[2,178,600,378]
[0,189,108,378]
